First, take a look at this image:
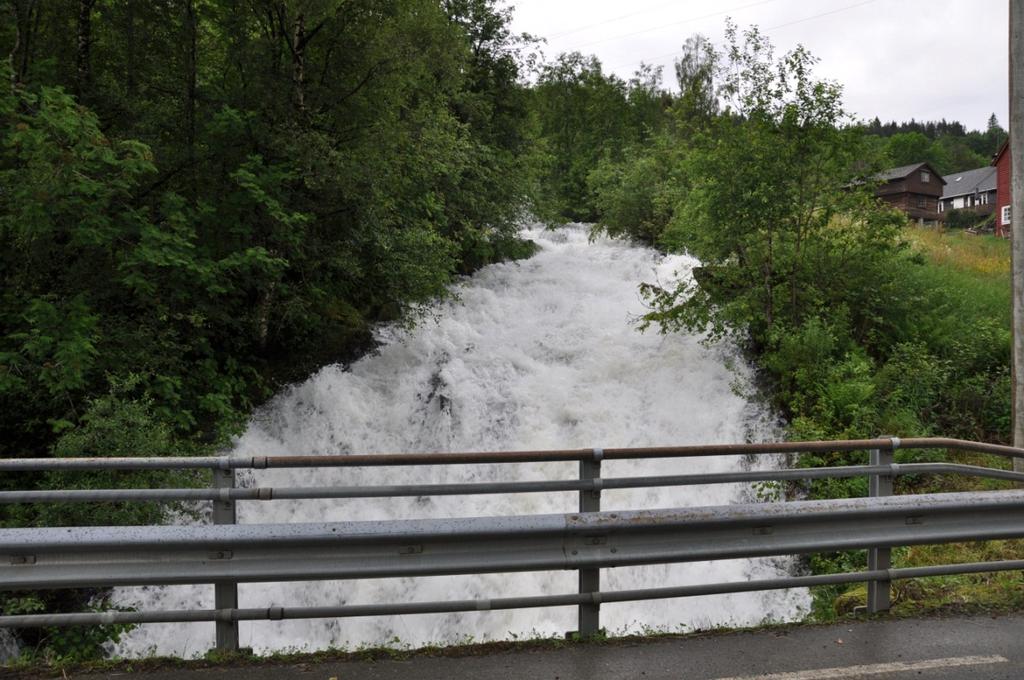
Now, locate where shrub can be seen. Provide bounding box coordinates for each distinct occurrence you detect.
[943,208,983,229]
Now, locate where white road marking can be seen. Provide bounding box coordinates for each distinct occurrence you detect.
[711,654,1009,680]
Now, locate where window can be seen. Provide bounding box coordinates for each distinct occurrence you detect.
[979,192,989,205]
[938,201,944,213]
[921,170,930,183]
[917,197,927,209]
[1002,205,1012,225]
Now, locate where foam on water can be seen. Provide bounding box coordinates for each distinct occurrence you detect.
[111,224,809,657]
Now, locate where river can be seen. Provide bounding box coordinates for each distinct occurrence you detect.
[111,224,809,657]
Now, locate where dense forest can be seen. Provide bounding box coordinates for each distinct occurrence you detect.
[1,0,539,478]
[865,114,1008,175]
[0,0,1014,657]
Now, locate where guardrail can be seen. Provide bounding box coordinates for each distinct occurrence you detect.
[2,436,1024,653]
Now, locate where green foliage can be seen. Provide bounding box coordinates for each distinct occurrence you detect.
[867,114,1006,175]
[943,208,986,229]
[673,35,718,126]
[529,53,669,222]
[884,131,936,168]
[1,0,541,658]
[587,134,684,244]
[3,593,133,663]
[10,381,204,529]
[595,23,1014,618]
[1,0,539,459]
[626,23,1011,458]
[642,22,905,348]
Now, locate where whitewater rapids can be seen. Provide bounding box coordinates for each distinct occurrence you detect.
[111,224,809,657]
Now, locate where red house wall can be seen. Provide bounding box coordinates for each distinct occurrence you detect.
[995,142,1011,237]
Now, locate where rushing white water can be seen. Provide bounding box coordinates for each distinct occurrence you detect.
[0,629,17,664]
[111,224,809,657]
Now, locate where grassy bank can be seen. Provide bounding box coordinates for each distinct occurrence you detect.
[809,225,1018,620]
[905,227,1011,280]
[904,227,1011,328]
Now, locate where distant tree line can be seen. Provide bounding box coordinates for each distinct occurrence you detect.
[865,113,1007,175]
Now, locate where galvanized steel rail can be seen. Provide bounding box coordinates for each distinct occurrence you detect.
[1,436,1023,653]
[6,491,1024,588]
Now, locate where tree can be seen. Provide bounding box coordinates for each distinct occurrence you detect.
[0,0,538,460]
[641,22,904,348]
[529,51,677,222]
[885,131,932,167]
[673,33,718,126]
[529,52,632,221]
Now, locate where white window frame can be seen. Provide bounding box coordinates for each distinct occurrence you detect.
[921,170,930,183]
[1002,205,1011,225]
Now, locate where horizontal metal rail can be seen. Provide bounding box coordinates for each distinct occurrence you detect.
[3,491,1024,590]
[4,558,1024,629]
[3,437,1023,651]
[2,437,1022,472]
[1,462,1022,504]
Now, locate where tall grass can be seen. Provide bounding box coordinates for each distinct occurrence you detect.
[904,226,1011,279]
[809,223,1018,619]
[902,226,1011,331]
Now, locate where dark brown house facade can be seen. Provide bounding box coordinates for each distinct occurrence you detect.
[874,162,946,223]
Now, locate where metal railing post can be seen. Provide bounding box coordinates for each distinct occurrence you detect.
[212,463,239,651]
[577,448,602,638]
[867,437,896,613]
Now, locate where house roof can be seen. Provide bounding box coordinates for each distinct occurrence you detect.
[875,162,947,184]
[993,139,1010,166]
[940,166,997,199]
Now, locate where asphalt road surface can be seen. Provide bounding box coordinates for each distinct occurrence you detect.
[10,614,1024,679]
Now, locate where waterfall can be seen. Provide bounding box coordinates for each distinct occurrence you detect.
[0,629,17,664]
[110,224,810,657]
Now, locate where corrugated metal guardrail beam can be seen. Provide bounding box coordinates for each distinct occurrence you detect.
[3,490,1024,591]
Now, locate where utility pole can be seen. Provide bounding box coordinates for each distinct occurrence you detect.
[1012,0,1024,465]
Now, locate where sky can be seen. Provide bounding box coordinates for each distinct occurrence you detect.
[506,0,1009,132]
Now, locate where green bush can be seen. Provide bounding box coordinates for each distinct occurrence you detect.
[3,594,133,663]
[588,135,684,245]
[0,379,206,662]
[943,208,983,229]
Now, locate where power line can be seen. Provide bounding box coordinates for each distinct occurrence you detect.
[564,0,784,52]
[764,0,877,31]
[602,0,879,74]
[547,0,716,40]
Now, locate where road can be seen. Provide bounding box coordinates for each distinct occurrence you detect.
[8,614,1024,679]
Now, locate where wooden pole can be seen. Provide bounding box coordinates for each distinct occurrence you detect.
[1011,0,1024,465]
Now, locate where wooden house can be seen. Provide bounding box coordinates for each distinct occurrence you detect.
[937,166,996,218]
[874,162,945,223]
[993,140,1011,238]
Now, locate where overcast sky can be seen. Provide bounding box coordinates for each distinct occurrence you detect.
[506,0,1009,132]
